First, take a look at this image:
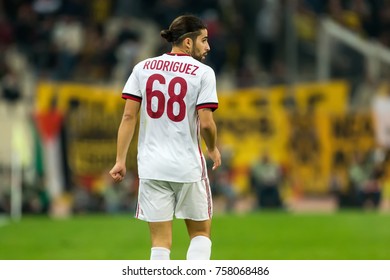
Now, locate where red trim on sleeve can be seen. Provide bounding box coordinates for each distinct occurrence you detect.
[196,103,218,111]
[122,93,142,102]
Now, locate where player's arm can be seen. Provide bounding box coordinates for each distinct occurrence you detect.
[198,108,221,170]
[109,99,140,182]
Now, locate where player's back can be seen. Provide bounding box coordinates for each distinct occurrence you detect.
[123,53,217,182]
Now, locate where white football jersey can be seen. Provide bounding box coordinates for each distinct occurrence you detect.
[122,53,218,182]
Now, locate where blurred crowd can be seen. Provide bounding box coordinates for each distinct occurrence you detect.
[0,0,389,93]
[218,147,390,213]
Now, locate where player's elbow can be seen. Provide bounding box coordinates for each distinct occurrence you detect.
[122,112,137,122]
[200,120,215,132]
[200,121,217,138]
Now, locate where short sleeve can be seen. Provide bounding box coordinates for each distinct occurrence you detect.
[122,64,142,102]
[196,67,218,111]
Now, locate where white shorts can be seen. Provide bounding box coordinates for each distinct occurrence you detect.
[135,179,213,222]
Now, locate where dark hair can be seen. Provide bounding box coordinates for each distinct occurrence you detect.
[160,15,206,44]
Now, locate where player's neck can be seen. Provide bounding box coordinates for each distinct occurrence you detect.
[170,46,191,56]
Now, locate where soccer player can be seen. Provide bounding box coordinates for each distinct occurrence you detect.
[109,15,221,260]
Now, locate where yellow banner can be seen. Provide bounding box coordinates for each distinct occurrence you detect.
[215,82,350,194]
[36,80,376,195]
[36,82,136,178]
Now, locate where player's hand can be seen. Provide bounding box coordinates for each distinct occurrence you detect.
[208,148,221,170]
[109,163,126,183]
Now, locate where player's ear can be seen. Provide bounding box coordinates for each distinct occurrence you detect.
[183,37,193,51]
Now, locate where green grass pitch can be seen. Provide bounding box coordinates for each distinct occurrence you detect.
[0,211,389,260]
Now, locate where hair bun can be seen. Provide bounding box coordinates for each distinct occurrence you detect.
[160,29,174,42]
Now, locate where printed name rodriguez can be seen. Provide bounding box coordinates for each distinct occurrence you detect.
[143,59,199,76]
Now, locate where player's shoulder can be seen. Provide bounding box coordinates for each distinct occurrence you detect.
[187,57,215,75]
[198,62,216,79]
[202,63,215,74]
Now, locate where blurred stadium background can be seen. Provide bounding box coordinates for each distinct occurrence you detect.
[1,0,390,259]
